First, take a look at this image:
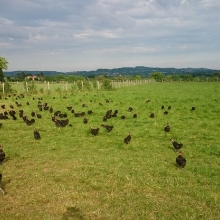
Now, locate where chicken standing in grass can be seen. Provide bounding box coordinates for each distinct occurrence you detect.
[34,128,41,140]
[101,124,114,133]
[124,132,131,144]
[83,117,88,124]
[0,145,6,165]
[150,112,155,118]
[176,151,186,168]
[164,123,170,132]
[133,113,137,118]
[90,126,99,136]
[170,138,183,151]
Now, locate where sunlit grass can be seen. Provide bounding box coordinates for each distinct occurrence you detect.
[0,82,220,219]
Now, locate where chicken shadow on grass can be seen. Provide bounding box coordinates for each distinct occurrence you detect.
[62,206,85,220]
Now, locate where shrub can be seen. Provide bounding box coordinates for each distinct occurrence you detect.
[102,79,113,90]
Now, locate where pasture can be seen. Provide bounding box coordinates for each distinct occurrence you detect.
[0,82,220,220]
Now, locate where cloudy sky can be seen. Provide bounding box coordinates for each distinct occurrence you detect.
[0,0,220,72]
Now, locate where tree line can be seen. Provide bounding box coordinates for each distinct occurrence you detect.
[5,70,219,83]
[1,56,219,83]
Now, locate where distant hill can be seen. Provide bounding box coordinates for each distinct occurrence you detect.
[4,67,220,77]
[70,67,219,77]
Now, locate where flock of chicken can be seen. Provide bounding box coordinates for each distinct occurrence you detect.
[0,94,193,195]
[0,145,6,195]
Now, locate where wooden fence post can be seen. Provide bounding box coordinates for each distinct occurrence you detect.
[26,82,28,92]
[2,82,4,94]
[44,81,46,91]
[97,81,100,90]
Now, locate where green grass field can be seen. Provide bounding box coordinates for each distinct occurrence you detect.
[0,82,220,220]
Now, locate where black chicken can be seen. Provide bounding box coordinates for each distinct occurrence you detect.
[105,109,112,119]
[101,124,114,133]
[19,110,24,118]
[0,145,6,165]
[54,118,69,128]
[176,151,186,168]
[49,107,53,113]
[74,113,81,117]
[103,115,108,122]
[150,113,155,118]
[80,112,85,117]
[24,116,35,126]
[133,113,137,118]
[90,126,99,136]
[163,111,168,115]
[111,110,118,117]
[0,173,5,195]
[83,117,88,124]
[170,138,183,151]
[124,132,131,144]
[191,106,196,111]
[31,111,35,117]
[88,110,93,115]
[34,128,41,140]
[67,106,72,111]
[37,113,42,119]
[164,123,170,132]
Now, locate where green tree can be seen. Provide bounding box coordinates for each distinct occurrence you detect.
[0,69,4,82]
[133,75,142,80]
[44,75,54,82]
[0,56,8,82]
[150,72,163,82]
[116,75,126,81]
[16,72,26,81]
[67,75,76,83]
[54,74,66,82]
[28,81,37,94]
[37,71,44,80]
[181,74,192,81]
[4,79,14,94]
[97,74,106,82]
[164,75,172,82]
[171,74,180,81]
[83,79,91,90]
[102,79,113,90]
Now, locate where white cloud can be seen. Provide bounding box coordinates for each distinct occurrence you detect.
[0,0,220,71]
